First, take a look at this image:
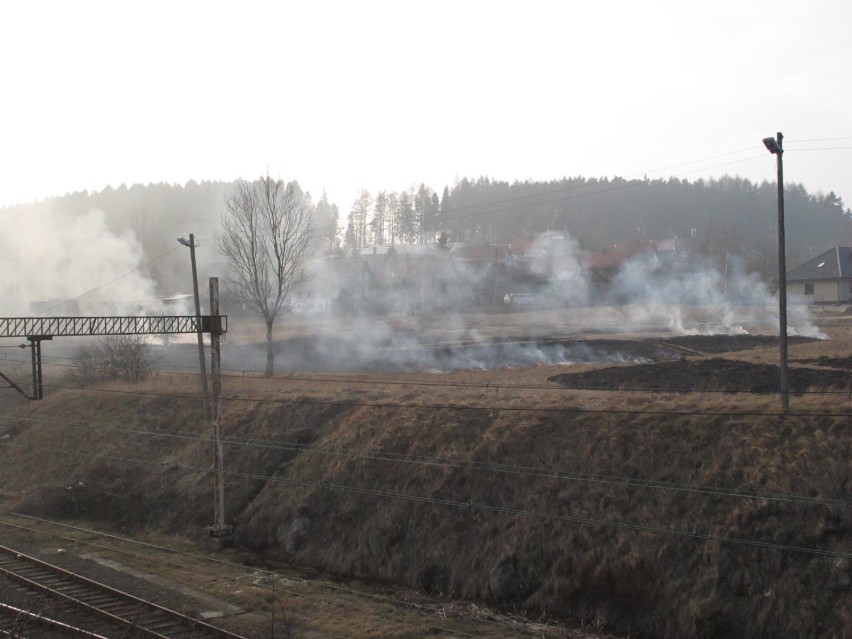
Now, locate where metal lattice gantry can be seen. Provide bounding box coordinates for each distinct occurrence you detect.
[0,315,227,338]
[0,314,227,401]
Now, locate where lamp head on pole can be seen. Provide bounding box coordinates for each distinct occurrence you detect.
[763,136,782,154]
[177,237,191,248]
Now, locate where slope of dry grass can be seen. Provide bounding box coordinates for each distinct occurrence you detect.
[0,314,848,638]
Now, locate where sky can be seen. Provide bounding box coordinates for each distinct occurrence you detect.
[2,0,851,213]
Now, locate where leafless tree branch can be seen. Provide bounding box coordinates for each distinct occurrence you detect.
[219,175,313,374]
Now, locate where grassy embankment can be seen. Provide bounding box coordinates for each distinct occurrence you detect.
[0,317,848,639]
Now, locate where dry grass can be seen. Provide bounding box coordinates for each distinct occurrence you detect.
[0,311,849,638]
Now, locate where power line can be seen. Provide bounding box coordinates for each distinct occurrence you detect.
[0,441,847,559]
[3,353,849,397]
[388,145,764,223]
[3,413,845,510]
[785,136,852,143]
[628,146,760,175]
[177,144,774,242]
[34,381,852,418]
[36,245,183,316]
[7,140,834,323]
[355,154,770,228]
[788,146,852,152]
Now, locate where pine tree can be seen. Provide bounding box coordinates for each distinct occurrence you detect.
[314,190,340,252]
[396,191,416,244]
[371,191,388,246]
[348,189,372,248]
[387,191,399,246]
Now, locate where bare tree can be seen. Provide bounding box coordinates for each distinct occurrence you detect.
[219,176,313,375]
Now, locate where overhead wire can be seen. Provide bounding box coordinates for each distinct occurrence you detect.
[787,146,852,152]
[347,154,770,227]
[26,380,852,417]
[2,353,849,397]
[785,136,852,143]
[0,440,847,560]
[11,136,849,316]
[36,245,183,316]
[394,145,764,223]
[2,413,847,510]
[5,138,827,321]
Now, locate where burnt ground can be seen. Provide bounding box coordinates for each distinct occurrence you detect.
[798,355,852,370]
[548,357,850,393]
[546,334,849,394]
[210,333,821,374]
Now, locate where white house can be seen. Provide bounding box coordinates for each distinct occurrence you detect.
[786,247,852,304]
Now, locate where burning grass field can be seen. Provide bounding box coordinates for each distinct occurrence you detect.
[214,301,834,374]
[0,304,849,638]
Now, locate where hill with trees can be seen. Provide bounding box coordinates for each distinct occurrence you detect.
[3,174,849,295]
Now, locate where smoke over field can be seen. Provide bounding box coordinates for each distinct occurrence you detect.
[1,214,827,377]
[0,206,165,316]
[223,233,825,374]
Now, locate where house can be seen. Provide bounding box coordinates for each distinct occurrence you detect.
[786,247,852,304]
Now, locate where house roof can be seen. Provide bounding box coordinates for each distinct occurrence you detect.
[580,250,632,270]
[786,247,852,281]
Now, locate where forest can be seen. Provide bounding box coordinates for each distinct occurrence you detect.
[3,174,850,294]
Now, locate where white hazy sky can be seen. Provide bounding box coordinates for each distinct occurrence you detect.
[2,0,851,212]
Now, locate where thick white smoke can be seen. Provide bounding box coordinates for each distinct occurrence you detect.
[606,251,824,338]
[252,232,824,373]
[0,205,164,317]
[525,232,590,307]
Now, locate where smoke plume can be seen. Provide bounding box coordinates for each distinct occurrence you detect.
[0,205,165,316]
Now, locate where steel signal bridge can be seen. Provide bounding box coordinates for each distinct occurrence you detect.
[0,314,226,399]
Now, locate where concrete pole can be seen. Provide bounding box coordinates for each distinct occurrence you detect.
[209,277,228,536]
[188,234,211,419]
[29,338,37,399]
[774,133,789,412]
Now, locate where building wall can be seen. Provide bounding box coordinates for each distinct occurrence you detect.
[842,279,852,303]
[787,279,852,304]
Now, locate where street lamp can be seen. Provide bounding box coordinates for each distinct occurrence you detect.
[763,132,788,411]
[177,234,211,419]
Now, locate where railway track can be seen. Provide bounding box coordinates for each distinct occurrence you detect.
[0,542,247,639]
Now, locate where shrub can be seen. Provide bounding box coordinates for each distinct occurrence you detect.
[72,336,151,385]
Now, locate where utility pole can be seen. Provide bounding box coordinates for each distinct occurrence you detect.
[763,132,789,411]
[208,277,232,546]
[178,234,211,419]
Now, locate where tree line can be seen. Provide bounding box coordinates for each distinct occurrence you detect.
[347,176,850,278]
[4,174,850,284]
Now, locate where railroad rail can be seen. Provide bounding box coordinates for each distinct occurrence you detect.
[0,543,246,639]
[0,600,110,638]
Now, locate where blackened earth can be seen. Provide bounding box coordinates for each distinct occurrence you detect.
[549,356,849,394]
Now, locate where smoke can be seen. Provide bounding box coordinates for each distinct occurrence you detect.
[0,205,165,317]
[606,251,824,338]
[5,209,817,373]
[233,232,824,374]
[525,232,590,307]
